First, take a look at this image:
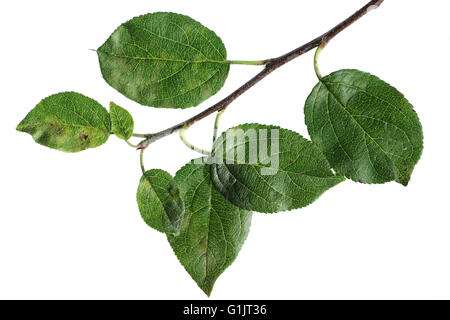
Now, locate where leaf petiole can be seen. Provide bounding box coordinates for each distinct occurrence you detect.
[125,140,138,148]
[132,133,149,138]
[227,60,267,66]
[212,109,225,144]
[140,149,146,174]
[179,126,211,156]
[314,42,327,79]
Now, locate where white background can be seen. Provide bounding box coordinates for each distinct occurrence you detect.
[0,0,449,299]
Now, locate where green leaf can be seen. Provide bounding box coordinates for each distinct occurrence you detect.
[211,124,344,213]
[304,69,423,186]
[168,159,252,296]
[110,102,134,141]
[17,92,111,152]
[97,12,229,109]
[137,169,184,235]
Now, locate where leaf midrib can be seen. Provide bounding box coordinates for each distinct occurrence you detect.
[98,50,228,64]
[17,121,110,134]
[323,79,415,162]
[144,173,177,228]
[321,79,398,164]
[218,155,338,178]
[183,165,229,292]
[111,109,131,139]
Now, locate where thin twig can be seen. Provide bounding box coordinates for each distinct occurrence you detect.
[137,0,384,150]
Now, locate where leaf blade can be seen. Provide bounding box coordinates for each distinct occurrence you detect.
[97,12,229,109]
[211,124,344,213]
[110,102,134,141]
[304,69,423,185]
[137,169,184,235]
[17,92,111,152]
[168,159,252,296]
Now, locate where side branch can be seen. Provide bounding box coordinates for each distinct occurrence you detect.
[137,0,384,150]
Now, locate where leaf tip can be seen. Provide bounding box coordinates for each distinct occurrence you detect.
[16,117,28,133]
[201,284,213,297]
[396,168,413,187]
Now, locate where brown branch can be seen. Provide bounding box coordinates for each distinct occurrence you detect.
[137,0,384,150]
